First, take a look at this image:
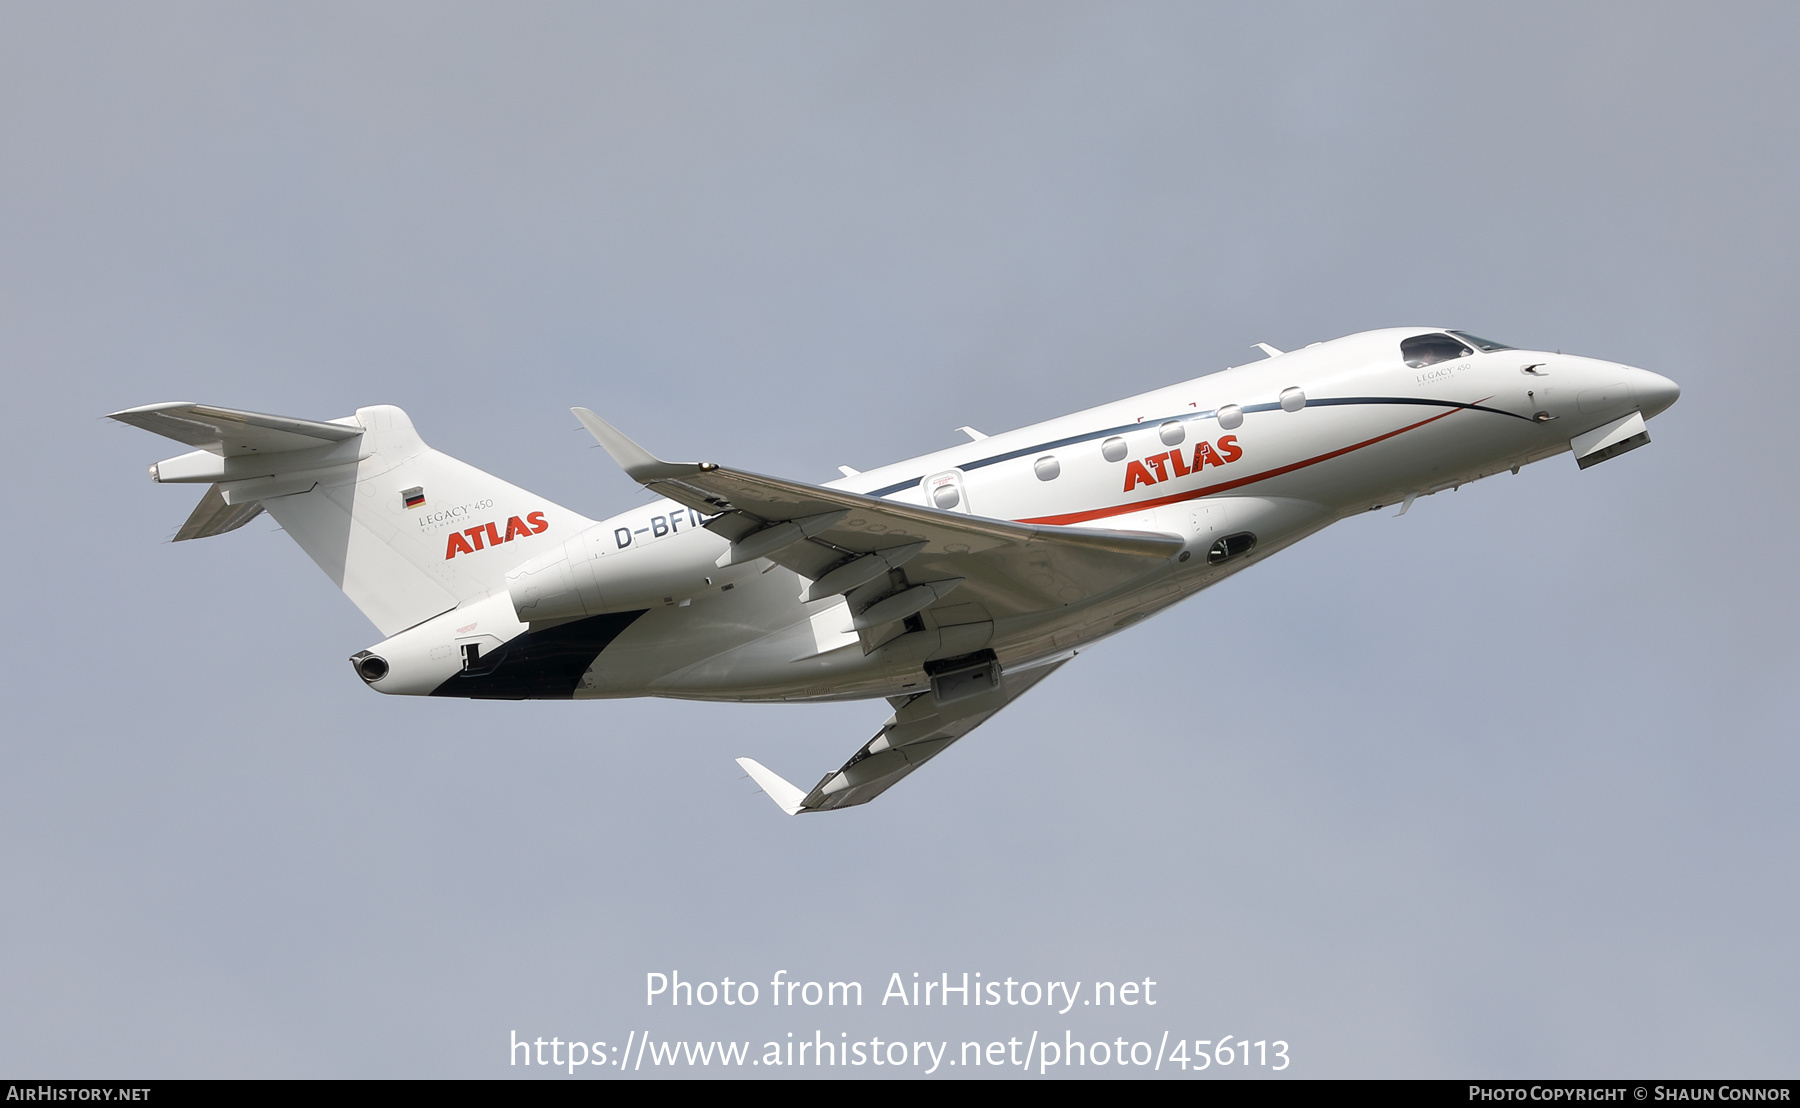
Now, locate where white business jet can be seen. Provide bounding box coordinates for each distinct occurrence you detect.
[112,328,1678,814]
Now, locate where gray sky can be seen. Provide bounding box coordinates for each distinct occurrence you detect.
[1,1,1794,1078]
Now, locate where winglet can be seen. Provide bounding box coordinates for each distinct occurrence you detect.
[570,407,697,481]
[736,757,808,815]
[1254,342,1285,358]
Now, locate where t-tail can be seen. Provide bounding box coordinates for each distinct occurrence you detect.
[109,402,594,641]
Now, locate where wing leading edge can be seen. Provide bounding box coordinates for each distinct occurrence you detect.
[570,408,1183,652]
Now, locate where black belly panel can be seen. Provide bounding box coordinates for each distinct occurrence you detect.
[431,609,649,700]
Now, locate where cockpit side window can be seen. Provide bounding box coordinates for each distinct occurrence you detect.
[1401,333,1473,368]
[1446,330,1515,352]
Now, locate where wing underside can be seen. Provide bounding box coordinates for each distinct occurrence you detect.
[569,407,1164,812]
[737,654,1071,813]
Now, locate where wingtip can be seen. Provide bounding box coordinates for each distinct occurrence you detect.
[570,407,693,481]
[736,756,807,815]
[106,401,196,421]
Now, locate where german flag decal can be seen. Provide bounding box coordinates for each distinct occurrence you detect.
[401,486,425,509]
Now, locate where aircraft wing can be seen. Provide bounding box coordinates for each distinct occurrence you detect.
[572,409,1183,646]
[737,654,1071,813]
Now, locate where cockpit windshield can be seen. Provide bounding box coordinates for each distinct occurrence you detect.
[1400,333,1473,368]
[1446,330,1514,352]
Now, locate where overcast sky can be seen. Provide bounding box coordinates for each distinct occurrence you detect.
[1,1,1795,1079]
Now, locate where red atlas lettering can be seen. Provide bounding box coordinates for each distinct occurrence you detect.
[447,511,547,558]
[1216,434,1243,463]
[1123,460,1157,491]
[1144,452,1171,482]
[1193,441,1222,470]
[1166,448,1191,478]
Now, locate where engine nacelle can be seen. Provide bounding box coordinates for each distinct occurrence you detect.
[505,522,747,623]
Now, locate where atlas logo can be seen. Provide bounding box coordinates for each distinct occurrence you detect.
[445,511,548,559]
[1123,435,1242,492]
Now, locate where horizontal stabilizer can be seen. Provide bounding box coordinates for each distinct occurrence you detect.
[736,757,807,816]
[116,402,593,637]
[173,484,265,541]
[110,402,361,456]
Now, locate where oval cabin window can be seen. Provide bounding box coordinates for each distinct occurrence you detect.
[1159,420,1186,446]
[1034,455,1061,481]
[1101,436,1128,462]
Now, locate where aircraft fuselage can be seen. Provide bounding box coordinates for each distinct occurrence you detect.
[358,327,1678,704]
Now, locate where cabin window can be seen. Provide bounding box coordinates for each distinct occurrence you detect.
[1217,404,1243,430]
[1158,420,1186,446]
[1401,333,1473,368]
[1034,455,1061,481]
[1101,436,1127,462]
[932,484,962,509]
[1279,387,1306,412]
[1207,531,1257,565]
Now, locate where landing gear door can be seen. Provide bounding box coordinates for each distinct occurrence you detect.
[922,469,971,514]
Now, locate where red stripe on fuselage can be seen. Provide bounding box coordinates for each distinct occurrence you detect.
[1016,406,1467,526]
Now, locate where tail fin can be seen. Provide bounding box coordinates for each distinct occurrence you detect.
[111,402,594,635]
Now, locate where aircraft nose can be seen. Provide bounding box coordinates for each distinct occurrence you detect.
[1632,368,1681,419]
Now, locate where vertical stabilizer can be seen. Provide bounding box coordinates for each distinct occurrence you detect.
[115,403,595,635]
